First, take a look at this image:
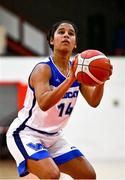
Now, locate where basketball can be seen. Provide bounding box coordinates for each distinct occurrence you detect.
[75,49,112,86]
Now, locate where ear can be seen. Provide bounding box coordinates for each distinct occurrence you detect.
[50,37,54,45]
[74,44,77,49]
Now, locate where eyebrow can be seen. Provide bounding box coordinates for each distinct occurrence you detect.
[58,28,75,32]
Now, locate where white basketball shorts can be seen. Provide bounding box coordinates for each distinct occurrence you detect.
[6,118,84,177]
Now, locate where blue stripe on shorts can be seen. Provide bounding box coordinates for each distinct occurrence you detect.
[53,149,84,165]
[18,150,50,177]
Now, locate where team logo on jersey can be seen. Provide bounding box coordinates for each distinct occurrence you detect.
[63,90,78,99]
[26,143,45,151]
[55,77,60,83]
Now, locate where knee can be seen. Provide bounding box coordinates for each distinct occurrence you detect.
[47,169,61,179]
[87,168,96,179]
[80,166,96,179]
[38,168,60,179]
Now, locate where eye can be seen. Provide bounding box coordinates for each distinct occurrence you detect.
[68,31,75,36]
[58,30,65,34]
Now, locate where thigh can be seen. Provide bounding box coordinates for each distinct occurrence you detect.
[58,156,96,179]
[27,157,60,179]
[49,134,84,165]
[7,132,51,177]
[48,134,96,179]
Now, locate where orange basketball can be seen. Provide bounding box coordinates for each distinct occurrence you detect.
[75,49,112,86]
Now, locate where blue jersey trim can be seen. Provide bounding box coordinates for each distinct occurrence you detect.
[13,133,29,159]
[30,150,50,160]
[18,160,29,177]
[53,149,84,165]
[44,57,80,87]
[26,125,58,135]
[18,150,50,177]
[13,93,36,159]
[28,56,80,89]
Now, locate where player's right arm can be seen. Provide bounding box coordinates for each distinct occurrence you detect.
[30,61,77,111]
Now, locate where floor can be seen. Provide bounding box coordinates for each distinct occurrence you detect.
[0,159,124,179]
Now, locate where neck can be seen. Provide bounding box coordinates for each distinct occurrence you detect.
[52,51,71,77]
[52,50,71,67]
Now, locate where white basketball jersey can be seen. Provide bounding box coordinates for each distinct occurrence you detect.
[17,57,80,133]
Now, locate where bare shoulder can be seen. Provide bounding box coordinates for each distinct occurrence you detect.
[30,63,52,87]
[32,63,51,76]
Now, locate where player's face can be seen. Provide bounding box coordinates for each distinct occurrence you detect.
[50,23,77,53]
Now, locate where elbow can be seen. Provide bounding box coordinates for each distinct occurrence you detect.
[88,100,101,108]
[88,95,103,108]
[40,106,48,111]
[39,105,49,111]
[91,103,99,108]
[38,102,50,111]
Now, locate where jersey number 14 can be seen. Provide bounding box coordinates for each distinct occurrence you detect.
[57,102,73,117]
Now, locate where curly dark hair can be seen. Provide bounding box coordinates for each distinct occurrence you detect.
[47,20,78,50]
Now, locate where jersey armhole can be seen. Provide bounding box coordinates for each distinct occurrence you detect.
[28,61,52,92]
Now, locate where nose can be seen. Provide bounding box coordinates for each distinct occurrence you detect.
[64,32,69,38]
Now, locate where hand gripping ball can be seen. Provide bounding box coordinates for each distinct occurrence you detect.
[75,49,112,86]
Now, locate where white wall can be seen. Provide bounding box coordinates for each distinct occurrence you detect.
[0,56,125,161]
[0,57,42,82]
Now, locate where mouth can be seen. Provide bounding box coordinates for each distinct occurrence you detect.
[62,40,70,44]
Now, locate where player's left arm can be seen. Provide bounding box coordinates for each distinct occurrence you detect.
[80,58,113,107]
[80,83,105,107]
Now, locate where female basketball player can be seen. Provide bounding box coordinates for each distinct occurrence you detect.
[6,20,112,179]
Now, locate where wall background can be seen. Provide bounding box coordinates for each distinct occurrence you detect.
[0,56,124,161]
[1,0,125,56]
